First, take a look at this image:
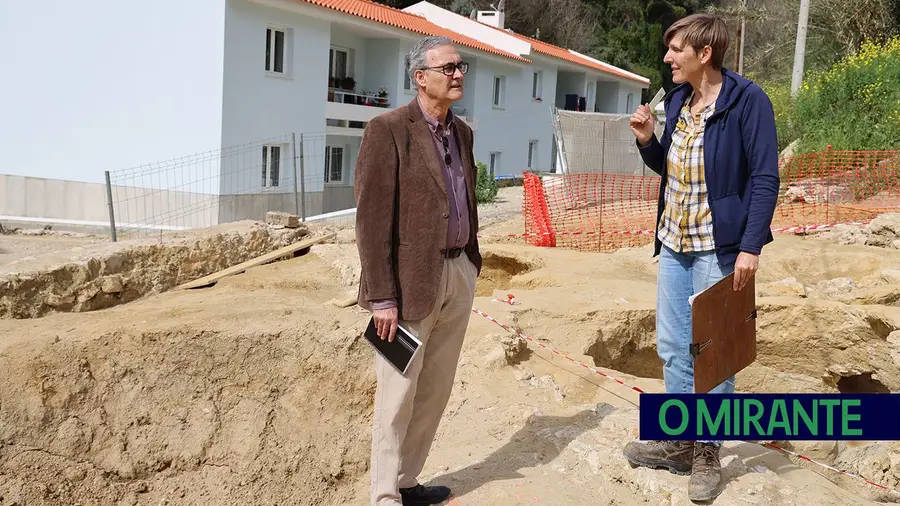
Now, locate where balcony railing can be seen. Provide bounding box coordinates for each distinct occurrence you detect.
[327,87,390,109]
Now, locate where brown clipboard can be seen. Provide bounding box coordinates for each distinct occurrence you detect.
[690,272,757,393]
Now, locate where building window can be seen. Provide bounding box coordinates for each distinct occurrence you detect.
[324,146,344,184]
[265,27,285,74]
[489,152,500,176]
[261,144,281,188]
[329,47,350,81]
[626,93,635,113]
[527,140,538,168]
[492,76,505,108]
[403,71,411,90]
[532,71,543,100]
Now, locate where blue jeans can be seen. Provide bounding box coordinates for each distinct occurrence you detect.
[657,245,735,445]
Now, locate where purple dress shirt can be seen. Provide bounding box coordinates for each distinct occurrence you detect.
[372,98,471,311]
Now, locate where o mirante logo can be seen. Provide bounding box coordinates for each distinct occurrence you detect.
[639,394,900,441]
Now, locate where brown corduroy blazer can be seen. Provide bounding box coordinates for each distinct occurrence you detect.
[354,97,482,322]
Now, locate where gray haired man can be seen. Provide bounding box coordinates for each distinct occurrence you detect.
[355,36,480,505]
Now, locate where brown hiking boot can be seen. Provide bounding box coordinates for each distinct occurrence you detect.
[689,442,725,502]
[622,439,693,475]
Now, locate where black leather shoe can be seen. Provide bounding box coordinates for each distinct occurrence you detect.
[399,484,451,505]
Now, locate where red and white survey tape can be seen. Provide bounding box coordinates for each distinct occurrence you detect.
[476,221,872,240]
[761,442,900,495]
[470,304,900,497]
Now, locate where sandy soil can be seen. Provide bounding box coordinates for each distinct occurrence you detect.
[2,200,900,505]
[0,234,105,267]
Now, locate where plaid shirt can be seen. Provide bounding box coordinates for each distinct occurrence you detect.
[657,94,716,253]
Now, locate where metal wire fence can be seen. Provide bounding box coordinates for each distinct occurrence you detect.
[104,132,358,241]
[552,108,665,177]
[523,148,900,252]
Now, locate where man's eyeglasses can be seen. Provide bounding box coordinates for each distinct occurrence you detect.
[422,62,469,76]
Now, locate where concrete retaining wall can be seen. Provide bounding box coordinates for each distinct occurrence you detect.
[0,174,357,234]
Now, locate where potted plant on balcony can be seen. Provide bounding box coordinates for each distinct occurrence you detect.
[358,89,371,106]
[377,87,389,107]
[341,76,355,91]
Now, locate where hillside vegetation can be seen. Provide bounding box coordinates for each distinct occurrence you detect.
[408,0,900,153]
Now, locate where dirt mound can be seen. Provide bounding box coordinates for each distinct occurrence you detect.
[817,213,900,249]
[0,251,373,506]
[2,221,900,504]
[0,221,310,319]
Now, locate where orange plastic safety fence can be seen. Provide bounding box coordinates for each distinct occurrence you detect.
[522,149,900,252]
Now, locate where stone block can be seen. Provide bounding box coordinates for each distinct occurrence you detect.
[265,211,300,229]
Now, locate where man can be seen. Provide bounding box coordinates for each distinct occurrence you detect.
[355,36,481,506]
[624,13,779,502]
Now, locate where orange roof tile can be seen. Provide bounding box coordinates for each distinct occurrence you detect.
[514,32,650,86]
[297,0,531,64]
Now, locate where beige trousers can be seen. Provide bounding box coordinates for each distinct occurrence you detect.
[370,254,478,506]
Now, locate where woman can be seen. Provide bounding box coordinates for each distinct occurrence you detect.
[623,13,779,502]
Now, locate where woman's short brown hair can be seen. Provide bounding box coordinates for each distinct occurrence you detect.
[664,13,730,69]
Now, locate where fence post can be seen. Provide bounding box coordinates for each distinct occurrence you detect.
[104,170,117,242]
[599,122,606,249]
[298,133,306,221]
[292,132,300,218]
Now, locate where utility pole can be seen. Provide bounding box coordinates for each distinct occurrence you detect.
[738,0,746,74]
[731,0,747,74]
[790,0,810,97]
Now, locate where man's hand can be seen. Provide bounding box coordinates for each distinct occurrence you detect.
[374,306,399,342]
[733,252,759,291]
[629,104,655,147]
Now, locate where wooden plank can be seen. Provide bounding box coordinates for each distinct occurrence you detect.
[177,232,335,290]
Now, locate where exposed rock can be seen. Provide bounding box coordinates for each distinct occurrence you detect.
[814,277,856,298]
[0,221,313,319]
[822,223,870,246]
[781,181,853,205]
[759,277,808,298]
[100,275,124,294]
[779,139,799,165]
[265,211,302,229]
[833,441,900,503]
[501,333,528,363]
[866,214,900,248]
[819,214,900,248]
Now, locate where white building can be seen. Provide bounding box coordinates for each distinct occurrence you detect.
[402,2,650,176]
[0,0,648,234]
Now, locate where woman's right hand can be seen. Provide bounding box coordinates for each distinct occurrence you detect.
[629,104,655,146]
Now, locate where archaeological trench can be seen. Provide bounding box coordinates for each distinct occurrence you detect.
[1,215,900,505]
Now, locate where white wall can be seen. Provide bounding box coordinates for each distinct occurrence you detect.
[0,174,217,231]
[453,55,480,119]
[471,58,554,176]
[221,0,330,194]
[363,39,402,109]
[617,83,644,114]
[0,0,226,187]
[595,81,620,113]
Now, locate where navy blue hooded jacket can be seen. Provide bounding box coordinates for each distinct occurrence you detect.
[636,68,780,268]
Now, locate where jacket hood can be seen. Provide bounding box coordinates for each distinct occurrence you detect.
[663,67,753,117]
